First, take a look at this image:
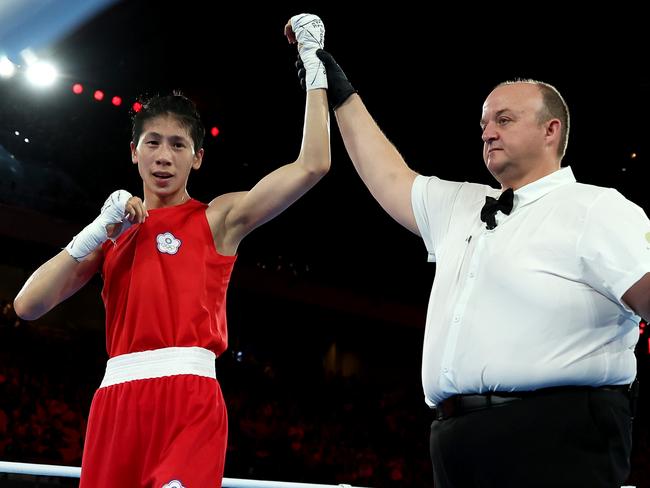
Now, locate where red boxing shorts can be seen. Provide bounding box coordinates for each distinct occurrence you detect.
[79,347,227,488]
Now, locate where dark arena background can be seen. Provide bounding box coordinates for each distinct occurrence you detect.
[1,2,649,486]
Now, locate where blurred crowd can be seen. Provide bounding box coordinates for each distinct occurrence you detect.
[1,297,648,487]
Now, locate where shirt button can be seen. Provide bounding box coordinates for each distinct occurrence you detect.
[469,272,475,278]
[443,368,449,373]
[453,316,460,323]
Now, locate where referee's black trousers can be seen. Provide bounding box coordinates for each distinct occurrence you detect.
[429,387,633,487]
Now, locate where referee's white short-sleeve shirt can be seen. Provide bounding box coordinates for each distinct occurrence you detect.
[411,167,650,407]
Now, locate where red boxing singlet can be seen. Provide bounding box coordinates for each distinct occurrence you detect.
[80,199,235,488]
[101,199,236,357]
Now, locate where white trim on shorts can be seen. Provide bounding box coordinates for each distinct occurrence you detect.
[99,346,216,388]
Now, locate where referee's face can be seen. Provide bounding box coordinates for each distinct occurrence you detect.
[481,83,549,185]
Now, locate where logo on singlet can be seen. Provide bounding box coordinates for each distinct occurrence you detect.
[156,232,182,255]
[162,480,185,488]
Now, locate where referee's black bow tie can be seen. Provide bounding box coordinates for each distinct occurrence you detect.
[480,188,514,230]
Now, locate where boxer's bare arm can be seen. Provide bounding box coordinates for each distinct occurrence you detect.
[14,248,103,320]
[14,192,147,320]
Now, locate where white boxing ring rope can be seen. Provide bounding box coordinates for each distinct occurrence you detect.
[0,461,368,488]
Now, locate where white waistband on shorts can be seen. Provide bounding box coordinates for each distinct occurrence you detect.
[99,346,216,388]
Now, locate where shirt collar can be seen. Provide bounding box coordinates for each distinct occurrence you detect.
[510,166,576,212]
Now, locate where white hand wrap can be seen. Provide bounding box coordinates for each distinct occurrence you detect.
[65,190,133,261]
[290,13,326,90]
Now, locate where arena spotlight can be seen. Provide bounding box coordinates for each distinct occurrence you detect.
[24,60,58,87]
[0,56,17,79]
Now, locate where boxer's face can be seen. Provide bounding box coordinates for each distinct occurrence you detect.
[130,114,203,200]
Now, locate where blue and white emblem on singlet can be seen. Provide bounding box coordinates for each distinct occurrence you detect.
[156,232,182,255]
